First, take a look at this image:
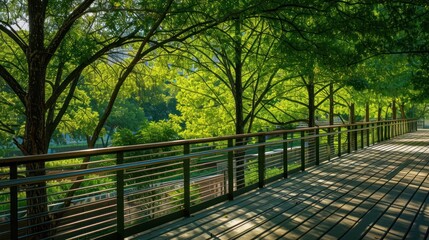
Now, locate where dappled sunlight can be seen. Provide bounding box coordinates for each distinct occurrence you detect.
[134,130,429,239]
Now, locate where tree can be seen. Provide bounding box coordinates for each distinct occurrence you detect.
[0,0,244,237]
[172,18,296,137]
[171,15,302,188]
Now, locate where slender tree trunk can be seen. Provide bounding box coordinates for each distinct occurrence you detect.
[233,17,246,189]
[377,106,382,121]
[306,73,316,165]
[377,106,383,142]
[392,99,397,120]
[328,82,335,157]
[400,103,406,119]
[308,83,315,128]
[365,102,370,146]
[349,103,356,151]
[365,102,370,122]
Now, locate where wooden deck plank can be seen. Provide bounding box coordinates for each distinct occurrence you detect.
[335,147,428,239]
[362,149,429,239]
[142,157,374,239]
[228,150,398,239]
[296,142,425,239]
[132,131,429,240]
[405,195,429,240]
[251,141,418,238]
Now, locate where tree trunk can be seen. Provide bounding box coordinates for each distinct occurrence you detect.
[307,76,315,128]
[328,82,335,157]
[306,73,316,165]
[392,99,397,120]
[349,103,356,151]
[400,103,406,119]
[233,17,246,189]
[22,2,52,238]
[365,102,370,122]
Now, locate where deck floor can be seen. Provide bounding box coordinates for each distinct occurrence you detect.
[133,130,429,240]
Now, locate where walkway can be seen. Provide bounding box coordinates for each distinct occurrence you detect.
[133,130,429,240]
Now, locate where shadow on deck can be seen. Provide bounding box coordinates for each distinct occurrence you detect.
[133,130,429,240]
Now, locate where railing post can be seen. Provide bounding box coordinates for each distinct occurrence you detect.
[300,130,305,172]
[347,126,351,154]
[360,124,364,149]
[373,122,380,144]
[338,126,342,158]
[116,152,125,239]
[394,120,398,137]
[386,122,389,140]
[258,135,266,188]
[282,133,288,179]
[399,120,402,135]
[405,120,408,133]
[371,123,375,145]
[389,121,392,139]
[315,128,320,166]
[354,125,358,151]
[10,163,18,240]
[227,139,234,200]
[388,122,391,139]
[366,123,370,147]
[183,143,191,217]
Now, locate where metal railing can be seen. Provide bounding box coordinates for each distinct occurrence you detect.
[0,119,417,239]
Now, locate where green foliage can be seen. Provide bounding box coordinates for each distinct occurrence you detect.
[245,160,283,186]
[113,120,180,146]
[345,77,370,91]
[167,185,200,211]
[139,120,180,143]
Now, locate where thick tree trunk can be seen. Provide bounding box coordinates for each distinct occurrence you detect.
[24,62,51,238]
[22,2,53,238]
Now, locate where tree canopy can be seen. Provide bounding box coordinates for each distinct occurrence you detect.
[1,1,428,236]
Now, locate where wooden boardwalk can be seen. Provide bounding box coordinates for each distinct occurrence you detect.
[133,130,429,240]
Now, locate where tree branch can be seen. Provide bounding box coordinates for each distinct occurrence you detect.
[0,20,28,52]
[46,0,95,59]
[0,64,26,105]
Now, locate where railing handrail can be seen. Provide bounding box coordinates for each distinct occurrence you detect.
[0,143,247,188]
[0,129,342,189]
[0,119,413,166]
